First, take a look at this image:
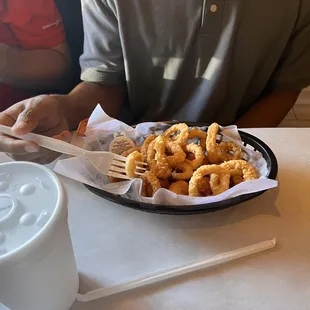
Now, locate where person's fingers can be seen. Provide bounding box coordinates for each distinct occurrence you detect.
[12,95,51,135]
[1,102,26,124]
[8,131,71,163]
[0,134,40,154]
[0,96,70,164]
[0,108,22,129]
[0,103,40,155]
[36,122,69,138]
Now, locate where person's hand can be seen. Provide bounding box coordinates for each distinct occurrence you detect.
[0,95,71,164]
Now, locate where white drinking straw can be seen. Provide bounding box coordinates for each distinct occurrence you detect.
[77,238,276,302]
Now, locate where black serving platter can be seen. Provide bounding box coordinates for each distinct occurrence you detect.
[84,122,278,215]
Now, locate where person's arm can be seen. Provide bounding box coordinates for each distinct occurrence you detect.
[236,5,310,128]
[55,82,126,130]
[0,0,127,164]
[0,42,71,90]
[0,0,71,91]
[235,91,300,128]
[55,0,127,130]
[4,0,127,134]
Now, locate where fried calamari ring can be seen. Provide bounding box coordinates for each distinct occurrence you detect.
[146,139,157,166]
[208,173,230,196]
[172,162,193,181]
[201,156,209,165]
[230,175,243,187]
[122,147,141,157]
[165,140,186,168]
[141,171,161,197]
[220,160,258,180]
[189,165,230,196]
[188,128,207,149]
[195,176,213,197]
[185,152,208,165]
[169,181,189,195]
[159,178,171,189]
[140,134,157,160]
[154,135,167,162]
[184,143,204,170]
[147,137,172,179]
[206,123,243,164]
[163,123,189,146]
[147,136,165,165]
[150,163,172,179]
[125,151,144,178]
[217,142,243,162]
[206,123,221,164]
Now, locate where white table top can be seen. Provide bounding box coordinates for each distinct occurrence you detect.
[1,128,310,310]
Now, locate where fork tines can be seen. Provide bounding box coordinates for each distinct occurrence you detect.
[109,158,147,180]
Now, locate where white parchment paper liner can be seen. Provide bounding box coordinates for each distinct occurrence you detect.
[54,105,278,205]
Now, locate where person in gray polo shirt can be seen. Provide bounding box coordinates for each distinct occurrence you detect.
[0,0,310,162]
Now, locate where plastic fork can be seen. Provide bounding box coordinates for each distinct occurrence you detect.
[0,125,147,180]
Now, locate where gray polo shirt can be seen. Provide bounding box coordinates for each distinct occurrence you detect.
[80,0,310,125]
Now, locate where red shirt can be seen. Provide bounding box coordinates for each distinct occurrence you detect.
[0,0,66,111]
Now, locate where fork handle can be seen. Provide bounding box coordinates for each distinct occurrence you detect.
[0,125,86,158]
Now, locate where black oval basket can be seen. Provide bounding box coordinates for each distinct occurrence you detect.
[85,123,278,215]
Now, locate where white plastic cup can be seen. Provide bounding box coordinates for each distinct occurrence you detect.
[0,162,79,310]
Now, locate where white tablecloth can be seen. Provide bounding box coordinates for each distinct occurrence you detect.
[1,128,310,310]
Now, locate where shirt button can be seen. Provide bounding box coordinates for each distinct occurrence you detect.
[210,4,217,13]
